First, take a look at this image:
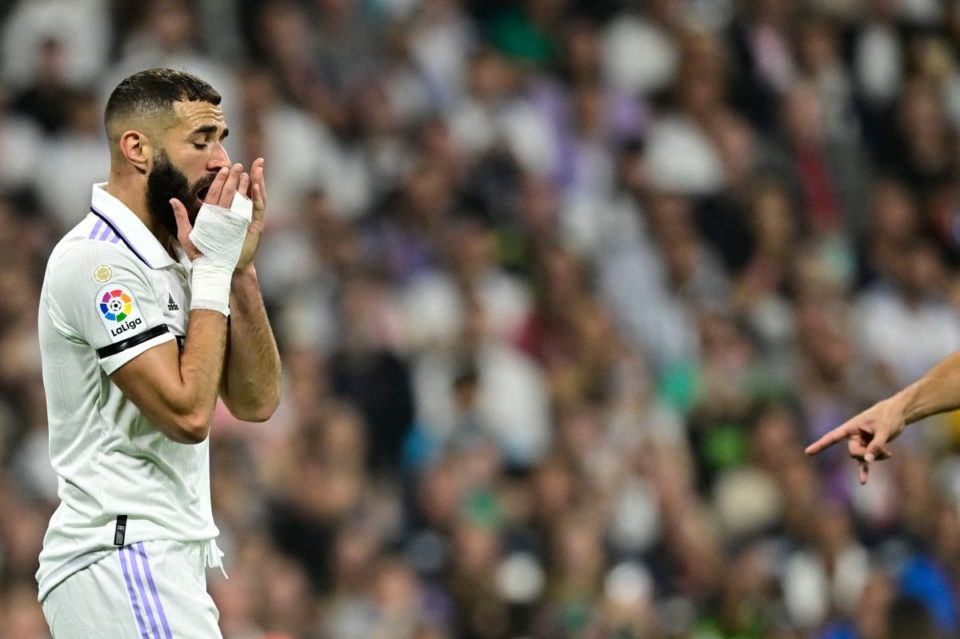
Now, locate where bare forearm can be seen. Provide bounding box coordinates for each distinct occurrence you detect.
[221,265,281,421]
[112,309,228,444]
[894,351,960,424]
[182,309,229,401]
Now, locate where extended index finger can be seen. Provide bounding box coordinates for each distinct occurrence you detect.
[218,163,243,208]
[205,166,230,204]
[805,422,856,456]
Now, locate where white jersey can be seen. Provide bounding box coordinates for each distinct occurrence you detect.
[36,184,219,602]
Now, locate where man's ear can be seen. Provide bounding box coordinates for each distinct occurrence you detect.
[117,130,154,175]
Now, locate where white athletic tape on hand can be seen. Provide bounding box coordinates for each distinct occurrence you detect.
[188,195,252,316]
[230,191,253,223]
[189,198,251,264]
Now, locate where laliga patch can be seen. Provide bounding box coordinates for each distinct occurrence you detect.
[96,284,145,340]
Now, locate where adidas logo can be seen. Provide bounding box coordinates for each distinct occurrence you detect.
[167,293,179,311]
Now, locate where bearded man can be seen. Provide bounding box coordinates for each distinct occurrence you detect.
[35,68,281,638]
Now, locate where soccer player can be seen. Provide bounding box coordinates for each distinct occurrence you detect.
[36,68,281,637]
[805,352,960,485]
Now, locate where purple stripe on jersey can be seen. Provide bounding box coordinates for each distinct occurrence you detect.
[89,219,104,239]
[118,546,151,639]
[90,206,153,268]
[110,233,122,244]
[127,544,163,639]
[135,543,174,639]
[98,224,113,241]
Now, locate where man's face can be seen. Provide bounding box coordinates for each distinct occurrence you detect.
[145,149,216,236]
[145,100,229,236]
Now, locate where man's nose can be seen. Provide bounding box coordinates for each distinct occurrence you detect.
[207,143,230,170]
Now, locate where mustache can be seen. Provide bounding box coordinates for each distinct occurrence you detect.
[191,172,219,202]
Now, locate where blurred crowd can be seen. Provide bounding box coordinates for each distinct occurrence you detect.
[1,0,960,637]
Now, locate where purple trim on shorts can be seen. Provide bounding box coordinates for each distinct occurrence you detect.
[118,546,151,639]
[89,219,103,239]
[134,542,174,639]
[127,544,163,639]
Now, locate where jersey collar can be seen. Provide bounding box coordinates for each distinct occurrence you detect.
[90,183,176,269]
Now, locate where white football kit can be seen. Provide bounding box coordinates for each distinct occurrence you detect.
[37,184,225,637]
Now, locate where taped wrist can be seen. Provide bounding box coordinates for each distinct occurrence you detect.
[188,193,253,316]
[190,257,233,316]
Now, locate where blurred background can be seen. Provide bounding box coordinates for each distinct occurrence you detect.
[1,0,960,637]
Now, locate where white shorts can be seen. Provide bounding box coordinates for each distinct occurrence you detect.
[41,539,223,639]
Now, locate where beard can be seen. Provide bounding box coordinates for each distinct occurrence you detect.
[145,150,216,237]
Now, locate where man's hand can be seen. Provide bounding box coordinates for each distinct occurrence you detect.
[805,396,907,485]
[171,163,252,316]
[235,157,266,271]
[170,163,249,259]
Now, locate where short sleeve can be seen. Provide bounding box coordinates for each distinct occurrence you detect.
[45,243,175,374]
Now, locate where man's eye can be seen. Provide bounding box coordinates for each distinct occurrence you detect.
[194,143,208,150]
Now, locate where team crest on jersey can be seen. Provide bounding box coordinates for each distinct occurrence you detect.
[93,265,113,283]
[96,285,145,340]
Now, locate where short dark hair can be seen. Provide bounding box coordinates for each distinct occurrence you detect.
[104,68,221,138]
